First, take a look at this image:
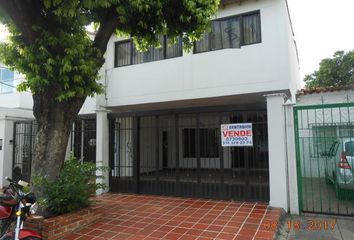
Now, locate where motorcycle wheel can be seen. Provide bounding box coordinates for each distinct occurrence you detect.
[1,236,12,240]
[0,218,12,237]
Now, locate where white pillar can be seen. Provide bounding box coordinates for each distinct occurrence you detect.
[0,119,6,188]
[285,104,299,214]
[265,93,289,211]
[0,119,14,188]
[96,110,109,195]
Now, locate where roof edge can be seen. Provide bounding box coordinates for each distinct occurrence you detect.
[297,85,354,96]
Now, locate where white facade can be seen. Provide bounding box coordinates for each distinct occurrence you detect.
[103,0,300,212]
[0,0,301,214]
[104,0,299,110]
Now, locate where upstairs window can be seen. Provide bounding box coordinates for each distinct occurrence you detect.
[194,11,261,53]
[114,36,183,67]
[0,67,14,94]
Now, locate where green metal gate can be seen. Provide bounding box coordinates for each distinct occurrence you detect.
[294,103,354,216]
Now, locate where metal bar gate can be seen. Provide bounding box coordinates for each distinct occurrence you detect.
[13,118,96,181]
[13,121,37,182]
[109,110,270,202]
[294,103,354,216]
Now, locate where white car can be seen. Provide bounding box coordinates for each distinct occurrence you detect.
[325,139,354,199]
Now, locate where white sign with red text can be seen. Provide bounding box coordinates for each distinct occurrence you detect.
[221,123,253,147]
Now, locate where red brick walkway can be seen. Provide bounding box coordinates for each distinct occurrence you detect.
[65,194,282,240]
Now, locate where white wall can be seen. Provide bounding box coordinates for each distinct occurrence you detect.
[105,0,299,108]
[0,108,33,188]
[289,90,354,214]
[297,90,354,106]
[0,69,33,109]
[266,93,289,211]
[0,92,33,109]
[282,0,301,98]
[295,90,354,179]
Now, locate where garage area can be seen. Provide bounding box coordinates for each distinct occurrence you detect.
[294,102,354,216]
[109,107,269,202]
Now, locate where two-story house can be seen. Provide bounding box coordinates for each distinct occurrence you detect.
[98,0,300,213]
[0,0,300,214]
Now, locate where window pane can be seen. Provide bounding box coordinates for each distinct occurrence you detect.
[194,31,210,53]
[0,82,14,93]
[221,17,241,48]
[115,41,131,67]
[133,36,164,64]
[1,69,14,80]
[345,141,354,156]
[211,21,223,50]
[166,36,183,59]
[0,68,14,93]
[312,125,337,157]
[243,13,261,45]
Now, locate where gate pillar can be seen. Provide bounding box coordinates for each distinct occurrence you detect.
[265,93,289,211]
[96,109,109,195]
[0,119,13,188]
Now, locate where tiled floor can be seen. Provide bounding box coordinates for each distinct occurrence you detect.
[65,194,282,240]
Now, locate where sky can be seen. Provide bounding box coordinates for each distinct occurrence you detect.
[1,0,354,85]
[287,0,354,84]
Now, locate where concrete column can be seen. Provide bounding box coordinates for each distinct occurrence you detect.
[265,93,289,211]
[0,119,5,188]
[96,110,110,195]
[285,104,299,214]
[0,119,14,188]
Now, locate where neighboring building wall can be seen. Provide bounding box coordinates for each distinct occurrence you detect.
[0,108,33,188]
[293,89,354,215]
[295,91,354,179]
[0,67,33,109]
[297,90,354,106]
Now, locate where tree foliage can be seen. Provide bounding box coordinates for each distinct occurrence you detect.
[0,0,220,101]
[304,50,354,88]
[0,0,220,215]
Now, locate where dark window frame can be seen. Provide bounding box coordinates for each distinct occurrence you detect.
[193,10,261,54]
[114,36,183,68]
[114,39,133,68]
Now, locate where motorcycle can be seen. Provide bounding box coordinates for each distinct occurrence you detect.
[0,176,42,240]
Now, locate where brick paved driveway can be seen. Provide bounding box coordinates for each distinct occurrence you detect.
[66,194,282,240]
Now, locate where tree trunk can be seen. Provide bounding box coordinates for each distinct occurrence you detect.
[30,92,85,216]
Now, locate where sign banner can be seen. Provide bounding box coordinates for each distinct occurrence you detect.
[221,123,253,147]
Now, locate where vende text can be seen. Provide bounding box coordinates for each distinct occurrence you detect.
[222,130,252,137]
